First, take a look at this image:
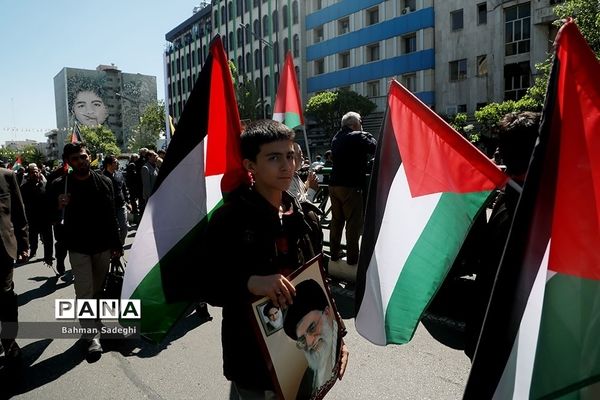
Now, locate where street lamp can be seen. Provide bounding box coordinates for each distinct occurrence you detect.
[240,23,274,119]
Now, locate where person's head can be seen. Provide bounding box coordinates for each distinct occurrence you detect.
[293,142,304,172]
[241,120,296,194]
[72,90,108,126]
[156,156,163,168]
[63,142,91,177]
[102,155,118,173]
[157,149,166,158]
[26,163,40,181]
[130,154,139,163]
[146,151,158,166]
[341,111,362,131]
[495,111,540,181]
[284,280,335,372]
[324,150,332,161]
[262,301,284,329]
[139,148,149,158]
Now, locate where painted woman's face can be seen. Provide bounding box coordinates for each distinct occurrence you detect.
[73,90,108,126]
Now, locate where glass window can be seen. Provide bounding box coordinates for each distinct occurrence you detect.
[292,1,299,24]
[404,0,416,11]
[478,3,487,25]
[339,52,350,69]
[263,15,269,37]
[457,104,467,113]
[367,7,379,26]
[505,3,531,56]
[451,9,464,31]
[477,55,488,76]
[293,34,300,57]
[338,17,350,35]
[402,73,416,92]
[402,33,417,54]
[504,61,531,100]
[315,59,324,75]
[367,80,379,97]
[314,26,324,43]
[283,5,289,28]
[449,59,467,81]
[366,43,380,62]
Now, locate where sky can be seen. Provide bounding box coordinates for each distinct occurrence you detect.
[0,0,203,143]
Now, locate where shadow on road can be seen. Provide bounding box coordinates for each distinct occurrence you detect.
[101,305,212,359]
[18,275,73,307]
[1,339,85,398]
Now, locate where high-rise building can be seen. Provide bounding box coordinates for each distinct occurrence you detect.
[165,1,304,122]
[54,65,157,151]
[434,0,558,116]
[304,0,435,129]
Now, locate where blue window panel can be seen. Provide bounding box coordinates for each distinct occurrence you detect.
[307,49,434,93]
[307,8,434,61]
[415,91,435,106]
[306,0,384,30]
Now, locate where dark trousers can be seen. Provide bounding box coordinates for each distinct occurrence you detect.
[53,224,68,273]
[29,223,53,260]
[329,186,364,265]
[0,246,18,349]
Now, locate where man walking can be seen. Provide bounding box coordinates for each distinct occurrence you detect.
[48,142,122,362]
[328,112,377,266]
[0,167,28,366]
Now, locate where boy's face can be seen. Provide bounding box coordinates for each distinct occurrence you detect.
[245,140,295,193]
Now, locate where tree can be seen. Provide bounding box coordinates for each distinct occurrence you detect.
[237,77,263,121]
[79,125,121,157]
[525,1,600,107]
[133,100,165,151]
[0,147,18,164]
[305,90,377,136]
[20,145,47,167]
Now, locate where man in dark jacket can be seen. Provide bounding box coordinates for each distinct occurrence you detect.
[329,112,377,266]
[0,167,28,365]
[203,120,346,398]
[20,163,53,265]
[102,155,130,244]
[48,142,122,362]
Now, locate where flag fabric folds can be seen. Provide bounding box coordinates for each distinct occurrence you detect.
[463,20,600,400]
[272,52,304,129]
[12,156,23,172]
[71,124,82,143]
[355,80,507,345]
[122,36,247,342]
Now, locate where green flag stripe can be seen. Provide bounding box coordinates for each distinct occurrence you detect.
[283,112,301,129]
[530,273,600,399]
[384,191,491,343]
[128,200,224,342]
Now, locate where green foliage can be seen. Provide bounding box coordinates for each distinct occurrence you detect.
[554,0,600,54]
[237,77,263,121]
[305,90,377,136]
[524,1,600,107]
[133,100,166,151]
[0,147,18,164]
[20,145,47,166]
[79,125,121,157]
[474,98,539,134]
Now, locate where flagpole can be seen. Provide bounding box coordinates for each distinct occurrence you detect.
[301,125,312,162]
[506,178,522,194]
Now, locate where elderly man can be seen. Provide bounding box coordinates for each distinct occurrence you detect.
[283,279,347,399]
[262,301,283,332]
[328,112,377,267]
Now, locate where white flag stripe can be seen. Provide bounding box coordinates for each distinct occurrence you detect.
[356,165,440,343]
[492,241,550,400]
[123,142,206,299]
[272,112,285,122]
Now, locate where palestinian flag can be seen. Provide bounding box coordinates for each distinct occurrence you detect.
[272,51,303,129]
[122,36,248,342]
[463,20,600,399]
[355,80,508,345]
[12,156,23,171]
[71,124,82,143]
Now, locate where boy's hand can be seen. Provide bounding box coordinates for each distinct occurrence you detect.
[338,343,349,380]
[247,274,296,308]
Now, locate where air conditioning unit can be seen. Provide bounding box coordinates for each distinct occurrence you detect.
[401,7,411,15]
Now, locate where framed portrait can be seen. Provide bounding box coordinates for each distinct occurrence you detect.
[251,255,346,400]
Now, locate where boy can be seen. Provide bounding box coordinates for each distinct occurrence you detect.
[204,120,346,399]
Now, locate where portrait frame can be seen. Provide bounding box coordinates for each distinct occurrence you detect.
[250,255,346,400]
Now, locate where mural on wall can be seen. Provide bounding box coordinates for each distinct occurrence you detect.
[67,74,109,128]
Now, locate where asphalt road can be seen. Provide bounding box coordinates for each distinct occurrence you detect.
[2,229,471,400]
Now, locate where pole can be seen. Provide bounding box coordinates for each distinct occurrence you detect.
[302,125,312,162]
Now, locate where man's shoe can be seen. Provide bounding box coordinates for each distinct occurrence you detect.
[3,342,22,367]
[196,303,213,322]
[85,338,102,363]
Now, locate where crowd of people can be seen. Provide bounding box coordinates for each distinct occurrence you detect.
[0,109,536,399]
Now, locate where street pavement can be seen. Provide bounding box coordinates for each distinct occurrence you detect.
[2,228,472,400]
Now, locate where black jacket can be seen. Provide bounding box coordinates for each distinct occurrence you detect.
[329,126,377,188]
[103,170,129,208]
[203,188,322,390]
[48,171,121,254]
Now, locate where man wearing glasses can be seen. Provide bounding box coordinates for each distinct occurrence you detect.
[48,142,122,362]
[283,279,347,399]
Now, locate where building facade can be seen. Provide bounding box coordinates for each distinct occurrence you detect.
[434,0,558,116]
[165,0,304,122]
[54,65,157,151]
